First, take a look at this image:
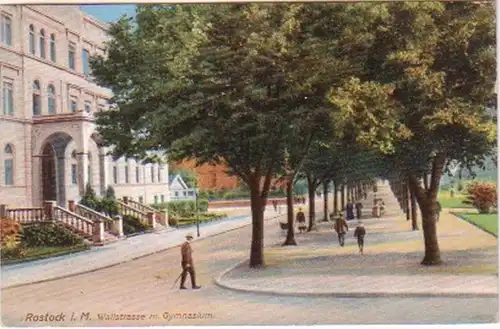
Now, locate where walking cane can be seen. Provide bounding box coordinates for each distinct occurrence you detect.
[170,272,183,290]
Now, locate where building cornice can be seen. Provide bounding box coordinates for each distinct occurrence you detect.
[32,111,96,124]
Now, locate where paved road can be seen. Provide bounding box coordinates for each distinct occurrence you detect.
[2,213,497,326]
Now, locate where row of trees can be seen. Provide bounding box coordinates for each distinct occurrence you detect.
[90,2,495,267]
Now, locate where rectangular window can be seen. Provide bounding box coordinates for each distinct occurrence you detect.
[125,165,129,183]
[71,164,77,184]
[151,166,154,183]
[136,166,139,183]
[84,101,92,113]
[68,43,76,70]
[154,195,158,204]
[3,82,13,115]
[161,195,164,203]
[174,191,179,197]
[82,49,90,75]
[87,165,91,185]
[113,166,118,184]
[1,15,12,46]
[4,159,13,185]
[158,168,161,183]
[70,99,77,112]
[32,94,41,115]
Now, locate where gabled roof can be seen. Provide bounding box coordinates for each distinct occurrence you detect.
[168,174,189,189]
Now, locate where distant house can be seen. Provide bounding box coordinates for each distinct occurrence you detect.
[169,174,196,201]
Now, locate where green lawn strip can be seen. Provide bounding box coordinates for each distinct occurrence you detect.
[1,244,90,266]
[453,212,498,237]
[438,192,473,209]
[177,213,228,227]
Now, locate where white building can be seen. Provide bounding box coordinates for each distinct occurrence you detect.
[169,174,196,201]
[0,5,169,208]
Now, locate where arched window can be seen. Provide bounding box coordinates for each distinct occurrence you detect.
[32,80,41,115]
[47,84,56,114]
[4,144,14,185]
[50,34,56,62]
[39,29,46,58]
[28,24,35,55]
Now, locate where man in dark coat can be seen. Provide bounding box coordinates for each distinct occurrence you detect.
[180,233,201,290]
[296,207,306,233]
[354,220,366,254]
[345,200,355,220]
[355,201,363,219]
[334,211,349,247]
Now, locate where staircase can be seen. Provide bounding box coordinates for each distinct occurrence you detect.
[117,197,169,231]
[1,201,122,245]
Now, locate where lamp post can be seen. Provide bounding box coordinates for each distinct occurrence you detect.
[195,188,200,237]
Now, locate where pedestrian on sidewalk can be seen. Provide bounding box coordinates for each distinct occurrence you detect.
[334,211,349,247]
[296,207,306,233]
[272,200,278,212]
[180,233,201,290]
[345,200,355,221]
[354,220,366,254]
[355,201,363,219]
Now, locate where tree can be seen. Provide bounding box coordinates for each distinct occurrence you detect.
[330,1,496,265]
[80,182,100,211]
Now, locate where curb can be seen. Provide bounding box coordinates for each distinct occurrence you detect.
[214,262,498,298]
[2,212,285,290]
[450,212,498,237]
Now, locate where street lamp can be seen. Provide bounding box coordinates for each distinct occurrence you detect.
[195,187,200,237]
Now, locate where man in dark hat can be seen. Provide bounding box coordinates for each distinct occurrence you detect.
[180,233,201,290]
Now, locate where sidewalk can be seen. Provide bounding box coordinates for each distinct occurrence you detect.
[215,184,498,297]
[1,208,285,289]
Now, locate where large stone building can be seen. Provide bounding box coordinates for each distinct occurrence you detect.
[0,5,169,208]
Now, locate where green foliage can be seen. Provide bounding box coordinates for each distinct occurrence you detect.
[463,182,497,214]
[160,199,209,218]
[80,182,101,212]
[122,215,150,235]
[21,223,84,247]
[101,185,119,217]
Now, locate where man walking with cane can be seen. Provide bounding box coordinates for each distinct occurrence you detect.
[180,233,201,290]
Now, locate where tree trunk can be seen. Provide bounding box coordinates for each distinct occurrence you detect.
[409,182,418,230]
[405,182,410,221]
[341,184,345,210]
[323,181,328,221]
[409,153,446,266]
[249,182,265,268]
[283,178,297,245]
[333,180,338,214]
[420,204,442,265]
[307,175,316,231]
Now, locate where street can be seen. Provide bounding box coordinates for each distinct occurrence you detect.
[1,213,497,326]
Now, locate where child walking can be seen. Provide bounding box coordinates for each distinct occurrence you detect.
[353,220,366,254]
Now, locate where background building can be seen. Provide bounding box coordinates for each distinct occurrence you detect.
[0,5,168,207]
[175,159,240,190]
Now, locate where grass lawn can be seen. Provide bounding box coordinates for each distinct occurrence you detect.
[177,213,228,227]
[456,213,498,237]
[1,244,90,266]
[438,191,473,209]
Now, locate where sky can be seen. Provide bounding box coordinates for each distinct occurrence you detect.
[80,4,136,23]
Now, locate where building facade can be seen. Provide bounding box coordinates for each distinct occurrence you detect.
[176,159,240,191]
[0,5,169,208]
